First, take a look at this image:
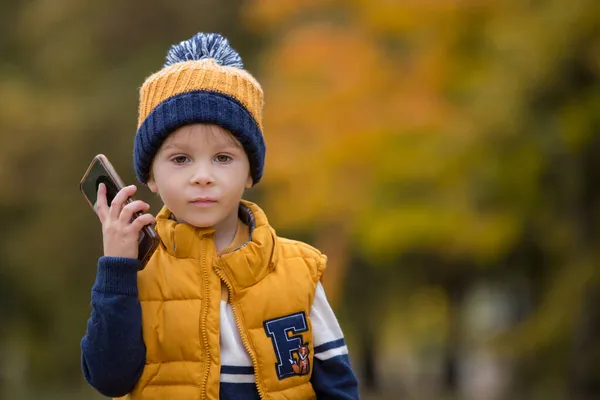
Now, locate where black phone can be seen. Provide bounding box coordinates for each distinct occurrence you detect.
[80,154,159,269]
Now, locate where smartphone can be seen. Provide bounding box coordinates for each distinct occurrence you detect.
[80,154,159,269]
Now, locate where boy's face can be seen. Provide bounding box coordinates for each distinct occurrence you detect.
[148,123,252,228]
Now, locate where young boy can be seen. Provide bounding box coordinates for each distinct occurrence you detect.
[81,33,359,399]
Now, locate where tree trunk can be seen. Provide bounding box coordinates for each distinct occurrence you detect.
[361,327,379,392]
[569,282,600,400]
[443,276,465,393]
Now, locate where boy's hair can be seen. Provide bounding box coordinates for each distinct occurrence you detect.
[133,33,266,186]
[204,124,245,149]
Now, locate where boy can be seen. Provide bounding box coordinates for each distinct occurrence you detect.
[81,33,359,399]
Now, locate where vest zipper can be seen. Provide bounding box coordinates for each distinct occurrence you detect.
[200,238,211,399]
[214,266,267,400]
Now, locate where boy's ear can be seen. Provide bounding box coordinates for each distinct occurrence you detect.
[147,178,158,193]
[245,174,253,189]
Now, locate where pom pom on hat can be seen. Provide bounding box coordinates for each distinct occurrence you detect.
[164,32,244,69]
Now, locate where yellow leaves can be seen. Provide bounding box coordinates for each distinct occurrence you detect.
[247,0,599,278]
[349,0,470,35]
[243,0,335,33]
[16,0,78,41]
[0,78,38,131]
[251,9,507,260]
[559,91,600,152]
[360,202,521,262]
[258,23,400,227]
[0,76,85,203]
[0,78,85,134]
[260,23,393,125]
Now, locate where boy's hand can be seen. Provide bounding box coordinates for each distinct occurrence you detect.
[96,183,156,259]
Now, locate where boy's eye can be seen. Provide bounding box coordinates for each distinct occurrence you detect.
[171,155,189,164]
[215,154,232,163]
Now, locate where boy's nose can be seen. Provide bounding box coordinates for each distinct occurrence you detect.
[190,166,215,186]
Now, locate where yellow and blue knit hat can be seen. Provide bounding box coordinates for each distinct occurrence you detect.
[133,33,265,185]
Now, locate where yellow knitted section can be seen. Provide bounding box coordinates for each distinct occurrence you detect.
[137,59,264,129]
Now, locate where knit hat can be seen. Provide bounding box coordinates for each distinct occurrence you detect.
[133,33,265,185]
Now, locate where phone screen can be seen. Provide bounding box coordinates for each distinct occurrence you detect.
[96,176,120,209]
[80,159,124,212]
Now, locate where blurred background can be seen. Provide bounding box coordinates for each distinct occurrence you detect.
[1,0,599,399]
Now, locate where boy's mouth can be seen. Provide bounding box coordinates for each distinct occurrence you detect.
[189,197,218,207]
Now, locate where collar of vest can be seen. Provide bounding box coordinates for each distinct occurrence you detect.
[155,200,279,291]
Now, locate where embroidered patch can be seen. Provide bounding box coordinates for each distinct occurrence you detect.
[263,311,311,379]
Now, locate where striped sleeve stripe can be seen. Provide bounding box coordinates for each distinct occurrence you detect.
[314,345,349,361]
[220,365,256,384]
[314,338,346,354]
[220,365,254,375]
[220,373,256,383]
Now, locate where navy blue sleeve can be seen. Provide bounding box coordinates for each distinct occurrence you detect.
[81,256,146,398]
[311,353,360,399]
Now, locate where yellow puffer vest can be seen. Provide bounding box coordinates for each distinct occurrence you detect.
[118,200,326,400]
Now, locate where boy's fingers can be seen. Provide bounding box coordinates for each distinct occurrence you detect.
[109,185,137,220]
[96,183,108,222]
[129,213,156,232]
[119,200,150,224]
